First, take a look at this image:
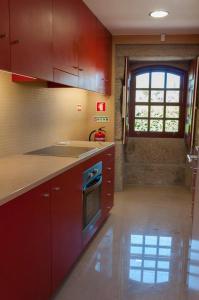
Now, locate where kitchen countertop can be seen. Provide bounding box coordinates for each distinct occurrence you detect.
[0,141,114,207]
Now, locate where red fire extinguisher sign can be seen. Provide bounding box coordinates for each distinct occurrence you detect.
[96,102,106,112]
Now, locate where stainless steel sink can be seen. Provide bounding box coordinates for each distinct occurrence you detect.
[25,145,97,158]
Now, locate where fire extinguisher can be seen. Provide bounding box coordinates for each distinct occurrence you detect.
[89,127,106,142]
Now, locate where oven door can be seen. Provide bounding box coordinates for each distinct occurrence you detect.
[83,175,102,232]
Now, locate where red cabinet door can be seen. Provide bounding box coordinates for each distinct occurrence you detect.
[94,20,112,95]
[53,0,79,86]
[104,29,112,96]
[102,147,115,218]
[51,165,83,291]
[0,183,51,300]
[0,0,10,71]
[9,0,53,81]
[78,1,97,91]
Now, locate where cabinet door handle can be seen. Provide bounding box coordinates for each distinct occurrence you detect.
[107,193,112,197]
[79,68,84,71]
[106,153,112,157]
[10,39,19,45]
[43,193,50,198]
[0,33,6,39]
[107,180,112,184]
[107,167,112,171]
[52,187,61,191]
[72,66,78,69]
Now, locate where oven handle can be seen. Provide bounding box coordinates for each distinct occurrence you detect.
[84,176,102,194]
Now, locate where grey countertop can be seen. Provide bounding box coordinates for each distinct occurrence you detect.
[0,141,114,207]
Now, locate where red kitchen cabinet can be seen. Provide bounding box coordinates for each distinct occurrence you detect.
[0,0,10,71]
[9,0,53,81]
[78,1,97,91]
[0,183,51,300]
[102,147,115,218]
[96,20,112,95]
[53,0,79,87]
[104,29,112,95]
[50,165,83,292]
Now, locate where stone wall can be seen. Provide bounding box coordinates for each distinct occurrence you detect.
[125,138,186,186]
[114,44,199,190]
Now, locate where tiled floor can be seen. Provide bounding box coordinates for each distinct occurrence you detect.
[53,185,192,300]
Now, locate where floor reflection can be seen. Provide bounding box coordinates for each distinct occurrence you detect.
[129,234,172,284]
[187,239,199,293]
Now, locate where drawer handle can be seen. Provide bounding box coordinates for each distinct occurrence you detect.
[107,167,112,171]
[10,39,19,45]
[53,187,61,191]
[79,68,84,71]
[0,33,6,39]
[107,180,112,184]
[107,193,112,197]
[43,193,50,198]
[106,153,112,157]
[72,66,78,69]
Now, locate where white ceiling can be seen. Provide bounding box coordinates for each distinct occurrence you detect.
[83,0,199,35]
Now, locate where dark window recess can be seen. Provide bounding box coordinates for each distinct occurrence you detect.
[129,66,187,138]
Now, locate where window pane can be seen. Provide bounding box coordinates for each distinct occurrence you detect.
[144,260,156,268]
[157,261,170,270]
[136,73,149,88]
[167,73,180,89]
[130,259,142,267]
[145,236,158,246]
[159,237,172,247]
[134,119,148,131]
[150,106,164,118]
[166,91,180,103]
[150,120,163,132]
[166,106,179,118]
[151,72,165,88]
[135,105,148,117]
[157,271,169,283]
[130,246,142,254]
[131,235,143,244]
[165,120,179,132]
[158,248,171,256]
[129,269,141,281]
[144,247,157,255]
[151,90,164,103]
[143,270,155,283]
[136,90,149,102]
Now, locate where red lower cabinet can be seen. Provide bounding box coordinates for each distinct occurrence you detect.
[102,148,115,218]
[0,147,115,299]
[50,165,83,292]
[0,183,51,300]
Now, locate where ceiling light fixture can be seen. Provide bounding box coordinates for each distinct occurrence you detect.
[150,10,169,18]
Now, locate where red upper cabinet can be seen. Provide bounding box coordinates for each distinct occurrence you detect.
[78,1,97,91]
[0,183,51,300]
[51,166,83,292]
[104,28,112,95]
[96,20,112,95]
[53,0,80,87]
[9,0,53,81]
[0,0,10,71]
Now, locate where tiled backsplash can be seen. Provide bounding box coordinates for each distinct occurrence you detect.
[0,71,89,157]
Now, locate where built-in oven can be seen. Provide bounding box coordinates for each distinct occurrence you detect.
[82,161,102,239]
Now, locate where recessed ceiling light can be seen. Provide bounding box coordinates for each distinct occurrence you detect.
[150,10,169,18]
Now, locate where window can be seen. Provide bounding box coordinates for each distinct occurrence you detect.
[129,66,186,137]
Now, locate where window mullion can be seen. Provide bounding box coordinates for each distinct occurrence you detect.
[148,72,152,132]
[163,72,167,132]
